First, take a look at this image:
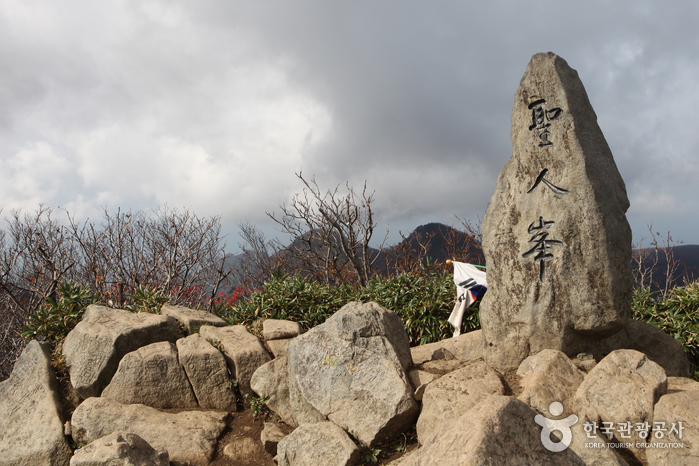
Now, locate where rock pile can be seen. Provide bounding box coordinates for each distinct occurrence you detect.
[1,52,697,466]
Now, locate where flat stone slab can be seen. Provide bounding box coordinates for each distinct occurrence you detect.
[161,304,227,333]
[71,397,228,466]
[409,330,485,365]
[263,319,303,340]
[62,305,181,398]
[69,432,169,466]
[0,340,71,466]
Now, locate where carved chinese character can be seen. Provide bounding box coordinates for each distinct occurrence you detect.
[527,168,569,194]
[523,216,564,282]
[528,98,562,147]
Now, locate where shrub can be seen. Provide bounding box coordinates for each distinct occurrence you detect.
[360,271,479,345]
[126,284,169,314]
[632,281,699,379]
[219,270,479,346]
[21,282,99,345]
[219,275,355,334]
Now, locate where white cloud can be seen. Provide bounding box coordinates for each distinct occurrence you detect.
[1,0,699,249]
[0,141,69,208]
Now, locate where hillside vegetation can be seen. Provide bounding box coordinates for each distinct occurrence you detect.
[3,179,699,381]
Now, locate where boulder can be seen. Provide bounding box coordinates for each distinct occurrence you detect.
[286,359,327,425]
[667,376,699,393]
[517,349,585,417]
[62,305,181,398]
[402,396,585,465]
[572,352,597,374]
[406,368,440,401]
[417,358,467,375]
[176,333,237,410]
[161,304,227,333]
[199,325,271,396]
[71,397,227,466]
[222,437,264,463]
[575,349,667,457]
[69,432,169,466]
[409,330,484,365]
[0,340,71,466]
[600,319,691,377]
[251,355,297,426]
[260,421,287,455]
[646,390,699,465]
[567,421,629,466]
[267,338,293,358]
[416,360,505,444]
[101,341,197,409]
[275,422,360,466]
[479,52,632,370]
[287,301,418,446]
[263,319,303,340]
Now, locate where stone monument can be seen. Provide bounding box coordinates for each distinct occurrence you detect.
[479,52,633,370]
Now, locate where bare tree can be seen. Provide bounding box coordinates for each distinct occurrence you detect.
[232,222,279,290]
[632,225,688,296]
[0,205,231,380]
[266,172,387,287]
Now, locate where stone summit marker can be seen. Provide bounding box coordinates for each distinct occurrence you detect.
[480,52,632,370]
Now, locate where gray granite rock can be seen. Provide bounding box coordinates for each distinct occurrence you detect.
[575,349,667,459]
[647,390,699,465]
[71,397,227,466]
[161,304,227,333]
[199,324,272,396]
[402,396,585,465]
[101,341,197,409]
[251,355,298,426]
[517,349,584,417]
[479,52,632,370]
[263,319,303,340]
[62,305,181,398]
[69,432,169,466]
[177,333,237,410]
[275,422,360,466]
[0,340,71,466]
[416,360,505,444]
[287,301,418,446]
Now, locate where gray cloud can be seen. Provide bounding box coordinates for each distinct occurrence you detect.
[1,0,698,250]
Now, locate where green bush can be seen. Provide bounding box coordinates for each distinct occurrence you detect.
[632,282,699,379]
[21,282,172,345]
[219,271,479,346]
[21,282,99,345]
[219,275,355,334]
[126,284,169,314]
[360,272,479,345]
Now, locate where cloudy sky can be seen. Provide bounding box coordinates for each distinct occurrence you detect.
[1,0,698,252]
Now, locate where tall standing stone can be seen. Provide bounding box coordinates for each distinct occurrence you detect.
[480,52,632,370]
